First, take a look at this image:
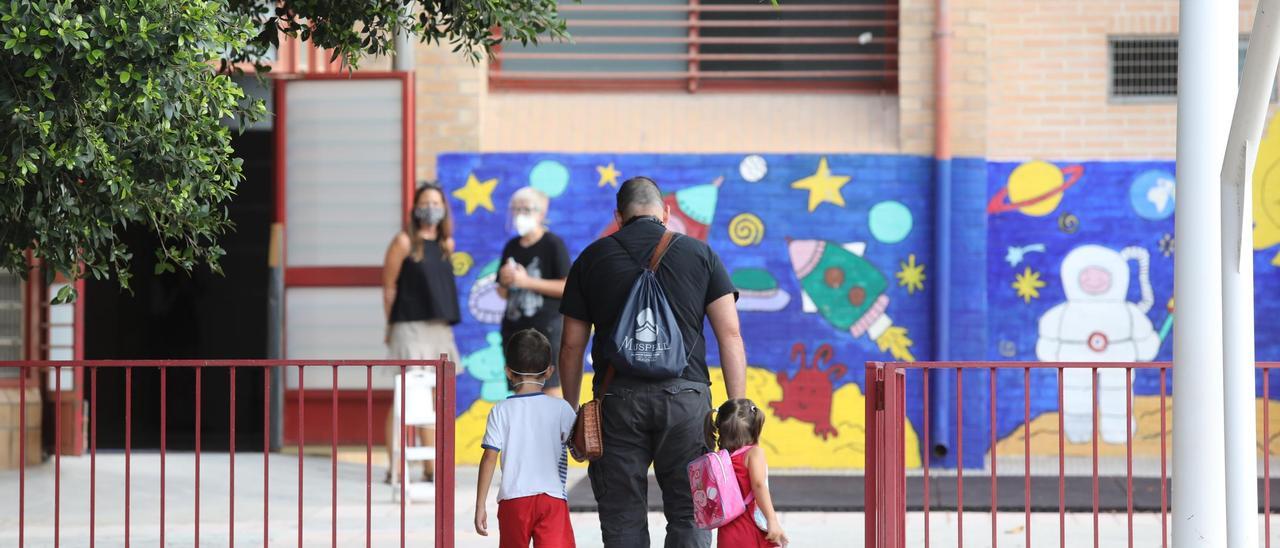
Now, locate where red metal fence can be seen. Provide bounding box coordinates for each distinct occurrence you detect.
[865,361,1276,548]
[2,358,456,548]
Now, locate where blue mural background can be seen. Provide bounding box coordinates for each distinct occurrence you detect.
[434,152,1280,469]
[438,153,941,464]
[984,160,1280,462]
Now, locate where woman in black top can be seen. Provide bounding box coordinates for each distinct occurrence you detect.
[497,187,571,398]
[381,182,461,483]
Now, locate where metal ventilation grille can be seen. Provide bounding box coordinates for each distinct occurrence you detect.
[491,0,900,92]
[1110,37,1178,98]
[1111,36,1274,100]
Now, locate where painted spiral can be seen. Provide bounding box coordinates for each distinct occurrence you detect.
[1057,212,1079,234]
[728,213,766,247]
[450,251,475,277]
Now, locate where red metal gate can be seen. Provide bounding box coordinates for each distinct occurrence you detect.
[865,360,1278,548]
[3,358,456,548]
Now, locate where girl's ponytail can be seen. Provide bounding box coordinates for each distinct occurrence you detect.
[704,409,718,451]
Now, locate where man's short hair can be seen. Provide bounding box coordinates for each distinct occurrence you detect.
[504,329,551,374]
[616,176,663,218]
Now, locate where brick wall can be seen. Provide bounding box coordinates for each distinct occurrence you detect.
[413,43,486,181]
[409,2,1266,166]
[984,0,1258,161]
[480,93,899,153]
[899,0,990,158]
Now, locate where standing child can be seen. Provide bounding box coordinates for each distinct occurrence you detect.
[706,398,788,547]
[475,329,577,547]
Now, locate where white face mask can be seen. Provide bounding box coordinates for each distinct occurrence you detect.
[513,214,539,237]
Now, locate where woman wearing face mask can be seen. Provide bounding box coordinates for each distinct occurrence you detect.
[381,181,461,483]
[497,187,571,398]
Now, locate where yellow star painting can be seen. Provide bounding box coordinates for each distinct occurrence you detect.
[1012,266,1046,303]
[596,163,621,187]
[452,173,498,215]
[895,254,925,295]
[791,157,851,212]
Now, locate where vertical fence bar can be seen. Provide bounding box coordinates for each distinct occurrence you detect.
[125,366,131,548]
[399,365,406,548]
[1024,367,1031,548]
[438,356,458,548]
[366,366,373,548]
[195,366,202,547]
[895,368,907,547]
[1091,367,1099,548]
[1058,367,1065,548]
[18,367,25,548]
[298,366,305,548]
[922,367,931,548]
[1160,367,1169,548]
[90,367,96,548]
[231,367,237,548]
[956,368,964,547]
[55,365,61,548]
[882,366,898,548]
[161,367,167,547]
[864,363,878,547]
[1266,366,1273,548]
[264,367,271,548]
[1125,368,1133,548]
[331,365,338,548]
[989,367,997,548]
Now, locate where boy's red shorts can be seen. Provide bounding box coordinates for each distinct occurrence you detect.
[497,493,576,548]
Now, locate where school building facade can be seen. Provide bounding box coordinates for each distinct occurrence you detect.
[3,0,1276,470]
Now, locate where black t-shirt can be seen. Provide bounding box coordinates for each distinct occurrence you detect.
[389,239,461,325]
[500,231,571,340]
[560,217,737,391]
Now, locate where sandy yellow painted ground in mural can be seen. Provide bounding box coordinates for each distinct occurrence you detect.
[993,396,1280,457]
[455,365,922,469]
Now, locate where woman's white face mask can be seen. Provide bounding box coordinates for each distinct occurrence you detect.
[513,213,539,237]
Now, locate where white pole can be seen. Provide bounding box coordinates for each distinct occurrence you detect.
[392,6,416,72]
[1174,0,1234,545]
[1220,2,1280,545]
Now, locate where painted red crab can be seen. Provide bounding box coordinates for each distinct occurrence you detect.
[770,342,847,440]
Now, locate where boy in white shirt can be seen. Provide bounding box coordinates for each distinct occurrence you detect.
[475,329,578,547]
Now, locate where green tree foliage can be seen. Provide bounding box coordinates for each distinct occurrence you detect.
[1,0,566,302]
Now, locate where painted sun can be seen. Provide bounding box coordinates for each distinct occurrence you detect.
[1012,266,1046,303]
[895,254,925,294]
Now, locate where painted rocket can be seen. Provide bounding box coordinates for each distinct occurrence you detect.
[787,239,915,361]
[599,176,723,241]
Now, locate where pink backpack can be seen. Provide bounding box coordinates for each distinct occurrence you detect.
[688,446,753,529]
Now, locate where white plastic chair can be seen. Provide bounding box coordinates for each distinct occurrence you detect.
[390,369,436,502]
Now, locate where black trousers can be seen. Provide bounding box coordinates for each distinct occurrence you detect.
[588,377,713,548]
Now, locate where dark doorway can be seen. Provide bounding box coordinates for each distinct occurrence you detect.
[84,129,275,450]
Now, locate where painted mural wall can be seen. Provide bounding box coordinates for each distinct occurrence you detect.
[436,116,1280,470]
[437,153,934,468]
[983,113,1280,465]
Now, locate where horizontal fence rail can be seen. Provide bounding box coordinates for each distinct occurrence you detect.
[0,359,456,548]
[489,1,900,92]
[865,361,1279,548]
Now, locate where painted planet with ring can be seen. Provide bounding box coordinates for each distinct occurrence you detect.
[987,161,1084,217]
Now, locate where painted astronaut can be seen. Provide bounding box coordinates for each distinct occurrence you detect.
[1036,245,1160,444]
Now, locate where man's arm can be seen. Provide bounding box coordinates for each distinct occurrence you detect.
[558,315,591,410]
[706,293,747,399]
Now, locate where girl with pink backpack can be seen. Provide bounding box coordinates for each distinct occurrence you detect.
[688,398,788,547]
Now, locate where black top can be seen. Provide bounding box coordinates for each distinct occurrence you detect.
[500,231,571,338]
[389,239,461,325]
[560,217,737,391]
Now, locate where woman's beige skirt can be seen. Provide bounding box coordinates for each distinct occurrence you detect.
[387,320,459,365]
